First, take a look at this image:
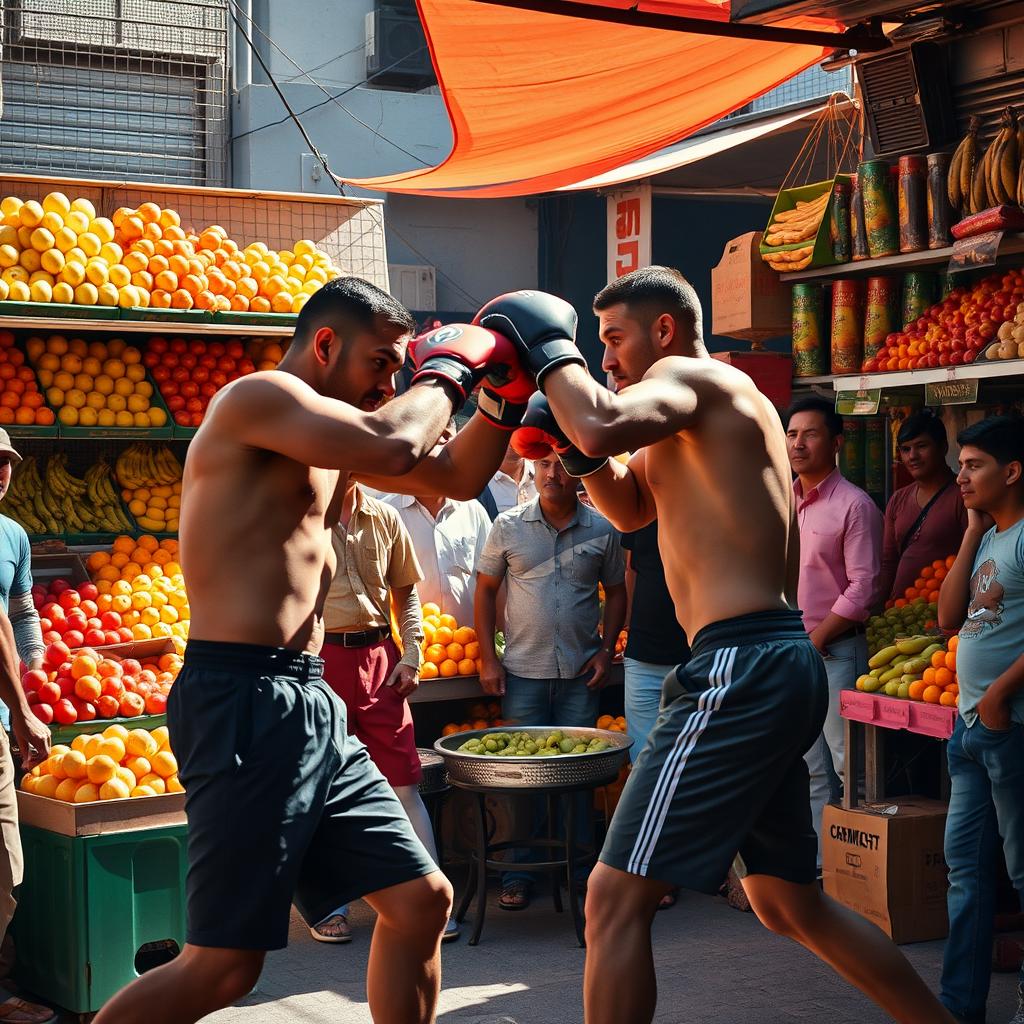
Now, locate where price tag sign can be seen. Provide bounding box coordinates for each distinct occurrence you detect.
[948,230,1003,273]
[925,379,979,405]
[835,389,881,415]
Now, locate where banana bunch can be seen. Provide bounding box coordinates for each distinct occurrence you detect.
[951,107,1023,216]
[763,191,829,247]
[3,457,61,535]
[115,443,182,489]
[947,116,979,216]
[856,635,944,698]
[2,456,133,535]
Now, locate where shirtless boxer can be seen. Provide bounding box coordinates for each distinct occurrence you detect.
[94,278,542,1024]
[484,269,955,1024]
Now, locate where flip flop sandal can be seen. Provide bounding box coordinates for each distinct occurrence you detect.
[498,883,531,911]
[310,914,352,943]
[657,889,678,911]
[0,996,58,1024]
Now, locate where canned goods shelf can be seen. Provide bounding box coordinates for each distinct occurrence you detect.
[796,358,1024,391]
[780,232,1024,283]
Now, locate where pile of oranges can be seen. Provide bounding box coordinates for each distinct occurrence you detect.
[596,714,628,733]
[907,634,960,707]
[885,555,956,610]
[0,330,53,426]
[21,723,182,802]
[86,536,189,655]
[419,602,481,679]
[440,701,505,736]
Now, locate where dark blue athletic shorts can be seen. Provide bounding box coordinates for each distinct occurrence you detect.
[168,640,437,950]
[600,610,828,891]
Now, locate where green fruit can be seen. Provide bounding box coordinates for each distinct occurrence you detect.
[884,681,901,697]
[869,645,900,669]
[897,682,912,699]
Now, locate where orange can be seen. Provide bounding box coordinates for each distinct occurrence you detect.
[908,680,927,701]
[464,641,480,660]
[421,623,435,645]
[170,289,193,309]
[930,651,946,669]
[439,659,458,678]
[904,588,919,601]
[457,658,476,676]
[441,723,459,736]
[86,755,118,785]
[922,684,943,704]
[424,644,447,666]
[934,667,954,688]
[948,634,959,651]
[446,642,465,662]
[944,650,956,671]
[597,714,614,730]
[922,667,936,687]
[420,662,439,680]
[945,554,956,568]
[453,626,476,645]
[438,614,457,630]
[939,691,957,707]
[945,683,959,696]
[434,626,454,647]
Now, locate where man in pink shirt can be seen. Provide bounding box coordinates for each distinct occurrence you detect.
[785,397,883,864]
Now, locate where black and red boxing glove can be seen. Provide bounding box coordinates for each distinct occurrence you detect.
[511,393,608,478]
[409,323,531,419]
[474,291,586,392]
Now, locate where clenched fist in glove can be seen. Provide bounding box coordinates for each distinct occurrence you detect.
[409,323,533,425]
[474,291,586,392]
[511,393,608,478]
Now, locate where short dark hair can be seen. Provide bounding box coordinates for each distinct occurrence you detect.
[593,266,702,343]
[293,276,415,347]
[957,415,1024,467]
[783,395,844,438]
[897,409,947,447]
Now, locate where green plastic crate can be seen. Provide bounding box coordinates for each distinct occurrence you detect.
[50,713,167,746]
[211,310,297,328]
[13,822,188,1013]
[118,308,213,326]
[0,301,119,321]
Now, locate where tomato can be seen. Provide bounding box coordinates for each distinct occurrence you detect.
[97,695,121,719]
[32,703,54,724]
[52,698,77,725]
[44,640,70,667]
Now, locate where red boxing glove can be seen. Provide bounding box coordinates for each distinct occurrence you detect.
[511,425,557,461]
[409,323,531,416]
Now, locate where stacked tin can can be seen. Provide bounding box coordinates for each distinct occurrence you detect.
[898,155,928,254]
[830,279,865,374]
[791,284,826,377]
[859,159,899,258]
[863,276,900,362]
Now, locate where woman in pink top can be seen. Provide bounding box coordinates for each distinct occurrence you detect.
[880,410,967,602]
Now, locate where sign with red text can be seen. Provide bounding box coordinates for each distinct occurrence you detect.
[607,184,652,281]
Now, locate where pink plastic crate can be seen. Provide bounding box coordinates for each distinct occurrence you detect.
[841,689,957,738]
[907,702,958,740]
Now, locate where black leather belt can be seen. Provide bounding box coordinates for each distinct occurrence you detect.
[323,626,391,649]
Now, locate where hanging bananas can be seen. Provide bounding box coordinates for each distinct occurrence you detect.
[948,116,979,215]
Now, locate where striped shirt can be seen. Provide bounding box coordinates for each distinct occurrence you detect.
[477,498,625,679]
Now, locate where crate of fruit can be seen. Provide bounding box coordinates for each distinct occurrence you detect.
[759,176,850,273]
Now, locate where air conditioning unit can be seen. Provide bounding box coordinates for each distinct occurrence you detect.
[365,6,434,89]
[389,264,437,311]
[856,42,957,158]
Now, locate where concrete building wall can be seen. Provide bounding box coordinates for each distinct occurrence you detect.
[232,1,538,310]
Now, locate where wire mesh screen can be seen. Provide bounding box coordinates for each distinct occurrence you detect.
[727,65,853,119]
[0,173,390,288]
[0,0,229,186]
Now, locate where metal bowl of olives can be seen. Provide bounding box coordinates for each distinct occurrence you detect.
[433,726,632,790]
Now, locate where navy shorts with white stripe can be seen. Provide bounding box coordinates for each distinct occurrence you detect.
[600,609,828,893]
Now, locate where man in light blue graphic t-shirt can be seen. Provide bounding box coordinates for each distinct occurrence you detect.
[937,415,1024,1024]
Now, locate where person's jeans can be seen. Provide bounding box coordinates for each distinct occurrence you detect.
[501,672,601,889]
[804,633,867,866]
[623,658,674,764]
[940,717,1024,1024]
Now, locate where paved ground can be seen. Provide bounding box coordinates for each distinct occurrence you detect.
[200,879,1021,1024]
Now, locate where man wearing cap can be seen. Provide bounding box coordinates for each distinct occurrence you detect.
[0,432,46,730]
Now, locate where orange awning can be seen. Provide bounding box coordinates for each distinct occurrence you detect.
[344,0,840,198]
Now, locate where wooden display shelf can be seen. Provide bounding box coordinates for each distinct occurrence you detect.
[780,232,1024,283]
[0,314,294,338]
[794,357,1024,392]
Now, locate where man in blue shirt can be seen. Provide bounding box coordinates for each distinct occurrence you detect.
[938,416,1024,1024]
[0,431,45,730]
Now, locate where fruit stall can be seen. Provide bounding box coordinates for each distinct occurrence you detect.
[0,172,397,1012]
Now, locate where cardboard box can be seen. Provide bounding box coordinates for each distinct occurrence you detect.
[711,351,793,409]
[823,797,949,944]
[711,232,791,342]
[17,790,186,837]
